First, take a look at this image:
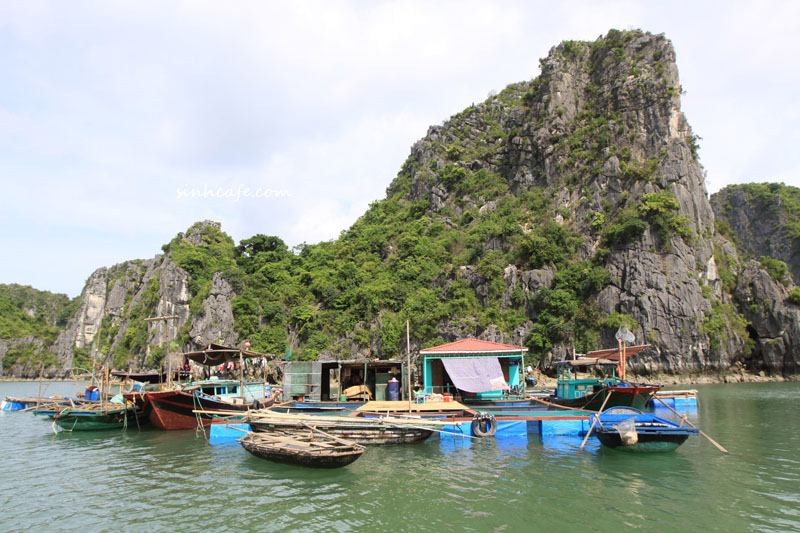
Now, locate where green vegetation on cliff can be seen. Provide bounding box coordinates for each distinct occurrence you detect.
[0,284,73,339]
[0,284,76,369]
[153,29,705,363]
[16,29,789,376]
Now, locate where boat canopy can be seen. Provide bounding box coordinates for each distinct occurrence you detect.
[578,344,649,362]
[183,343,277,366]
[440,357,510,393]
[110,371,167,383]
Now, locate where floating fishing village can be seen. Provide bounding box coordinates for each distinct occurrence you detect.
[2,332,717,466]
[3,16,800,530]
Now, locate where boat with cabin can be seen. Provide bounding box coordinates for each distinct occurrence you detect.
[128,343,279,430]
[548,345,660,411]
[142,379,278,430]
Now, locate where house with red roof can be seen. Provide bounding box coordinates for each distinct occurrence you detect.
[419,339,528,401]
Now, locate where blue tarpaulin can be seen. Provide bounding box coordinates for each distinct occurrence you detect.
[440,357,509,393]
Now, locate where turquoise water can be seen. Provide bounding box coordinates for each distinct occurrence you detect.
[2,381,799,532]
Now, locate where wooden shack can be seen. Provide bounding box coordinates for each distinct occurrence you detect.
[282,360,407,402]
[419,339,528,401]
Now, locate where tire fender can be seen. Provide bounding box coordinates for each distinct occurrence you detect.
[471,413,497,437]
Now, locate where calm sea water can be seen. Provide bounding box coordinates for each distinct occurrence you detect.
[1,381,799,532]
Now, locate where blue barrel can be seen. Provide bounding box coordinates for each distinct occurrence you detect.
[387,379,400,401]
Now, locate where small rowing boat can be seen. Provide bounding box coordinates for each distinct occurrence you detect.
[592,407,699,452]
[239,429,365,468]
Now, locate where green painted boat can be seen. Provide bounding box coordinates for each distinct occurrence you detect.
[550,358,660,411]
[33,402,143,431]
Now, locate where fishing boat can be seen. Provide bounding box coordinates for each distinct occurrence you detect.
[32,400,143,431]
[591,407,699,452]
[138,379,279,430]
[245,411,439,445]
[549,352,660,411]
[238,429,365,468]
[129,343,279,430]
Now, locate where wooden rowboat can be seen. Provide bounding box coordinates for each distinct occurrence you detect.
[592,407,699,452]
[239,429,365,468]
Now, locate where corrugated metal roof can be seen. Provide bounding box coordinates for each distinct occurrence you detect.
[419,338,527,355]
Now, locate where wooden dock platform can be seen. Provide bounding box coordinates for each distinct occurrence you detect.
[357,400,468,413]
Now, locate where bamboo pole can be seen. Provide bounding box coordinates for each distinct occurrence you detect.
[579,390,612,450]
[145,301,179,391]
[406,320,412,412]
[232,426,354,449]
[239,349,245,401]
[622,340,627,381]
[103,365,109,403]
[377,417,478,439]
[301,421,366,447]
[531,397,592,412]
[36,362,45,410]
[654,397,729,454]
[196,409,458,427]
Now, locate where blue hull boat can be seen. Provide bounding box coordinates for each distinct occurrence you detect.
[592,407,699,452]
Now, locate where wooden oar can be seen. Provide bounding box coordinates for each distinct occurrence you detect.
[226,424,251,434]
[579,390,612,450]
[654,397,729,454]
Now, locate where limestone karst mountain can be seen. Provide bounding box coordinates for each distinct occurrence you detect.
[2,29,798,378]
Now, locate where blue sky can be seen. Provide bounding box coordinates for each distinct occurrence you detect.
[1,1,799,297]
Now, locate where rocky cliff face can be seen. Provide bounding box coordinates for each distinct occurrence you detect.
[390,31,746,373]
[5,30,800,377]
[711,183,800,284]
[733,261,800,374]
[44,222,237,377]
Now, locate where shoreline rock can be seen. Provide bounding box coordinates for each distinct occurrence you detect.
[529,369,798,391]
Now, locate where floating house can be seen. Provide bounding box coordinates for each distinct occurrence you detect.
[282,360,408,402]
[419,339,528,401]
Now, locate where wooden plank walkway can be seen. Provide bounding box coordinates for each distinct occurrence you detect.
[357,400,467,413]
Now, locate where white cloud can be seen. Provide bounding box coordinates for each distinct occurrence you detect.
[1,1,799,296]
